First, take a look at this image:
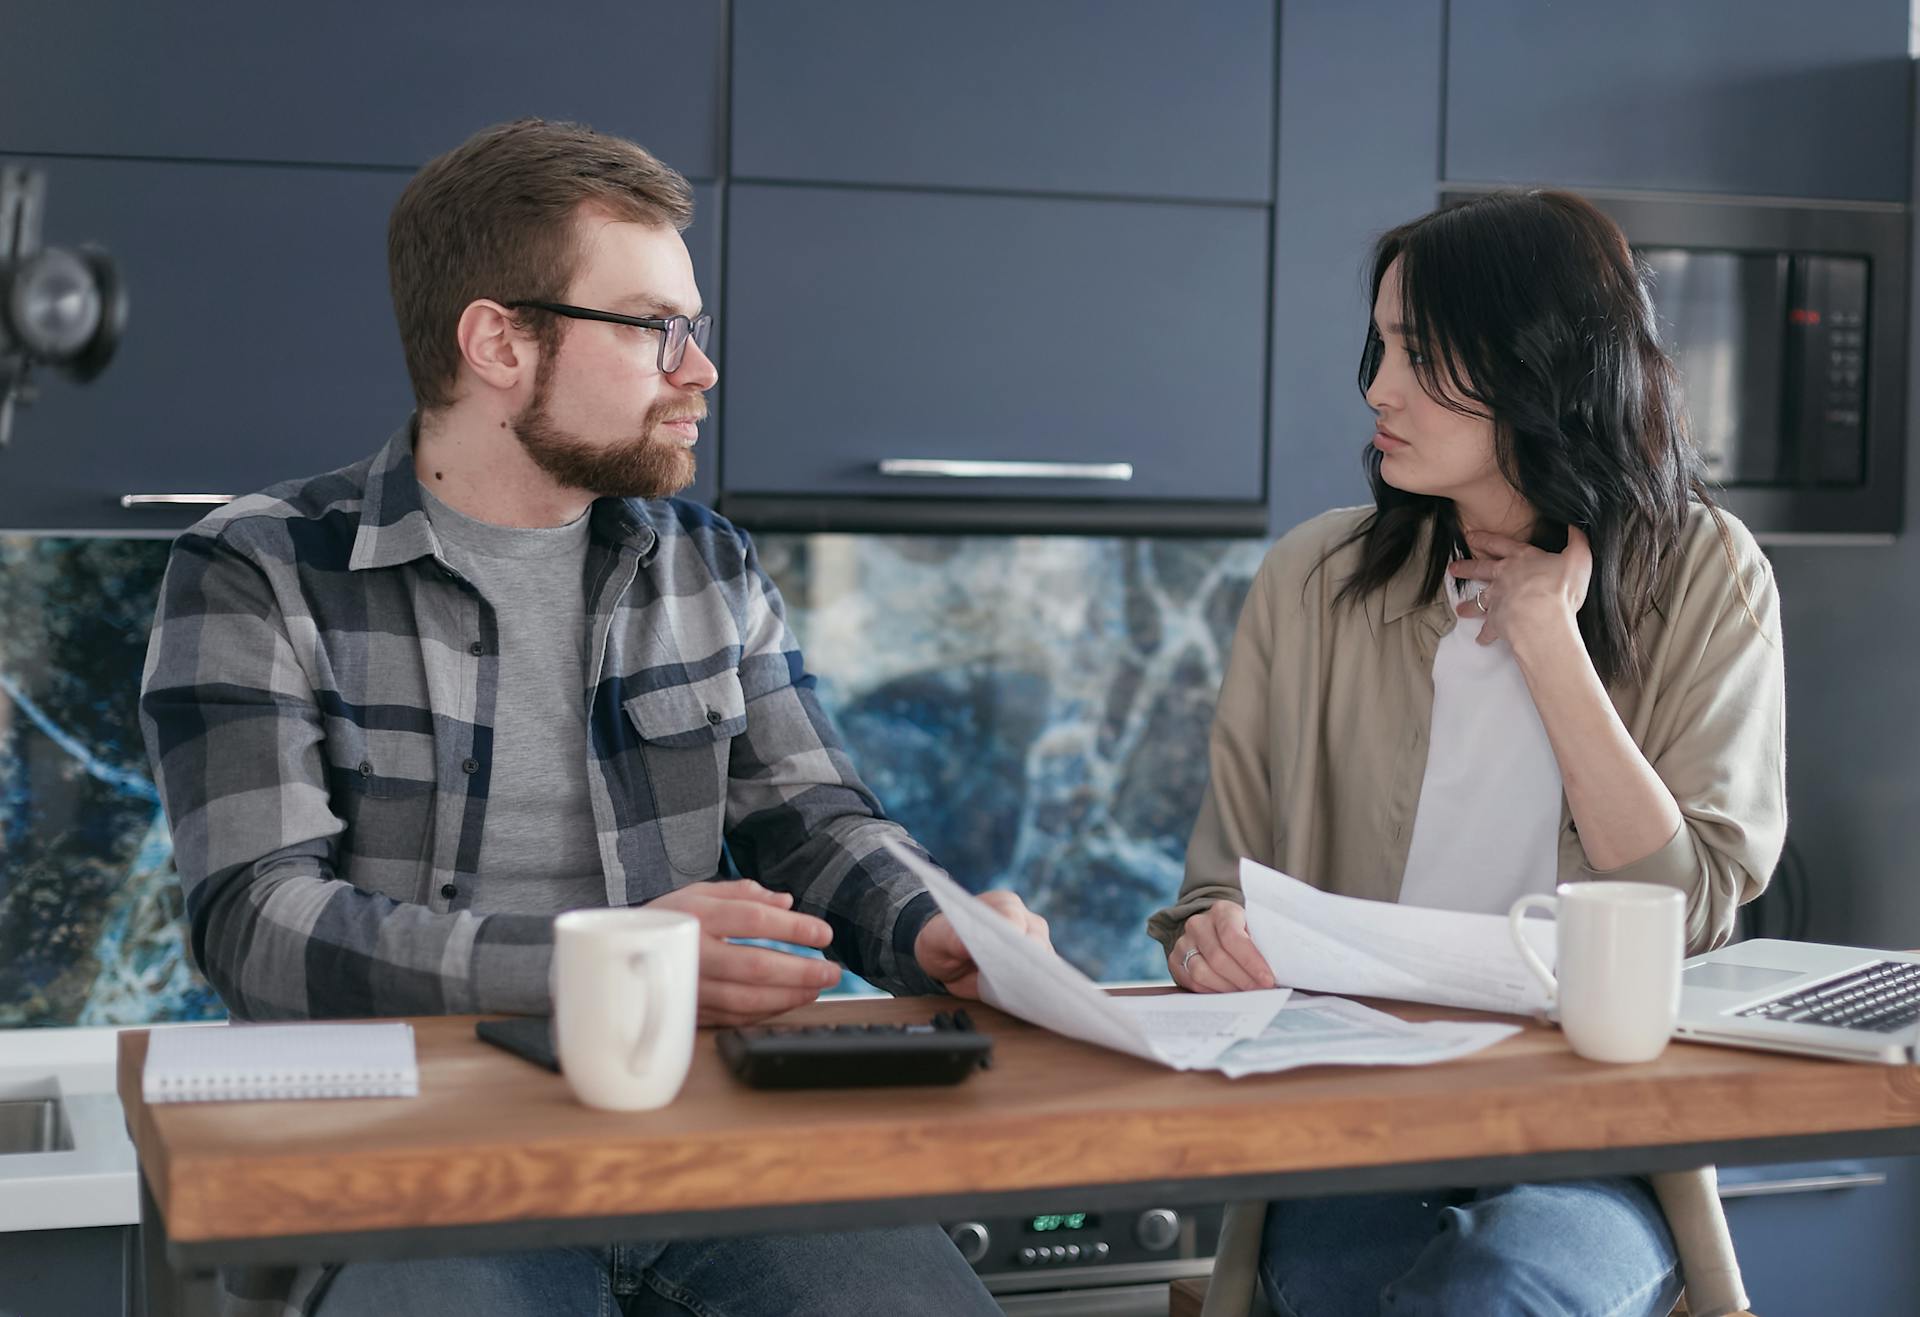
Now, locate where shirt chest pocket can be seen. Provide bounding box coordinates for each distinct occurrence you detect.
[323,722,439,800]
[623,670,748,877]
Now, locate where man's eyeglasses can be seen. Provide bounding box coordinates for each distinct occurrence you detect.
[505,300,713,374]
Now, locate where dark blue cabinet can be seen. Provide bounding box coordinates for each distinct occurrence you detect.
[3,158,411,532]
[1267,0,1443,538]
[1,161,718,531]
[0,1225,129,1317]
[1444,0,1912,201]
[718,184,1268,519]
[731,0,1273,203]
[1720,1158,1920,1316]
[0,0,724,179]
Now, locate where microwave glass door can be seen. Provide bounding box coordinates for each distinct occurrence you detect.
[1641,248,1869,488]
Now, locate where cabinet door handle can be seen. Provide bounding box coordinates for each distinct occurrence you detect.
[119,494,237,508]
[876,458,1134,482]
[1718,1171,1888,1199]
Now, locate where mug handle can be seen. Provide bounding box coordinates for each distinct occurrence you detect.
[624,951,665,1078]
[1507,894,1559,1001]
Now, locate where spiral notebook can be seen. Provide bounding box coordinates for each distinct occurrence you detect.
[143,1021,420,1103]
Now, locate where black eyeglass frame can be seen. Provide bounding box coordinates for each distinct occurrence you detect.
[504,299,713,373]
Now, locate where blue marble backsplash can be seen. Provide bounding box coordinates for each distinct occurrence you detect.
[0,530,1263,1026]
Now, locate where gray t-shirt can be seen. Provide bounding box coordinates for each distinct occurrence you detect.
[419,483,606,914]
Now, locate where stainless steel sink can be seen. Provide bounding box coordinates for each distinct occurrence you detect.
[0,1099,70,1155]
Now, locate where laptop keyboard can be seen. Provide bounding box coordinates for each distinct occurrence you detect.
[1737,961,1920,1033]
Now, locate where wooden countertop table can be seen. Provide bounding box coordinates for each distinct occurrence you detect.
[118,993,1920,1300]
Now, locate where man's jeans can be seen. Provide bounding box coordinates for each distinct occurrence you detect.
[1260,1178,1684,1317]
[314,1224,1001,1317]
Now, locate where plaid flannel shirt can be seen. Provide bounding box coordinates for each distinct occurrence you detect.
[141,423,947,1027]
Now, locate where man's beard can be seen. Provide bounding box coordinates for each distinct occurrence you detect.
[511,361,700,500]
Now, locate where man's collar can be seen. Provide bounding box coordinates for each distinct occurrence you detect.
[590,495,662,560]
[348,417,660,571]
[347,421,438,572]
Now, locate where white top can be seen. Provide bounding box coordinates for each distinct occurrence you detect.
[1398,574,1564,914]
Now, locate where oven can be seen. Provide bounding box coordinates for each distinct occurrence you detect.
[943,1203,1224,1316]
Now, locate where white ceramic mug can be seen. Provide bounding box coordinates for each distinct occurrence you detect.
[1507,882,1684,1063]
[551,908,700,1111]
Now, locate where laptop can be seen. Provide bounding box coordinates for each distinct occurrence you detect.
[1676,938,1920,1064]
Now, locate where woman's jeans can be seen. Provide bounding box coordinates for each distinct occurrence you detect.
[1259,1178,1684,1317]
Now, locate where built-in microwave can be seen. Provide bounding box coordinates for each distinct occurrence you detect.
[1442,187,1909,539]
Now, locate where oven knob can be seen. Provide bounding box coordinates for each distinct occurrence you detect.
[948,1222,990,1266]
[1135,1208,1181,1251]
[1018,1247,1037,1265]
[1065,1245,1082,1261]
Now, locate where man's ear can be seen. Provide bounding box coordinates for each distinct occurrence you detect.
[455,299,536,394]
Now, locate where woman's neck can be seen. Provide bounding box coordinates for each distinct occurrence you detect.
[1451,483,1536,544]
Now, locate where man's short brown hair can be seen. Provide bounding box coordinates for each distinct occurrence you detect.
[389,118,695,410]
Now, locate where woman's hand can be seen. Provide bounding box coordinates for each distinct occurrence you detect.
[1448,525,1592,654]
[1168,901,1276,992]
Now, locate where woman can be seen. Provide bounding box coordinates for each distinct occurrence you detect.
[1148,190,1784,1317]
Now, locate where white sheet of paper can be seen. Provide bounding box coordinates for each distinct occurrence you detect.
[881,838,1290,1068]
[882,840,1528,1077]
[1237,858,1556,1015]
[1213,994,1521,1077]
[1107,991,1294,1066]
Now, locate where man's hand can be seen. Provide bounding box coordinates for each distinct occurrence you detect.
[645,880,842,1027]
[913,892,1051,999]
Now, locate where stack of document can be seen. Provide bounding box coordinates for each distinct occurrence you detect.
[1238,857,1557,1015]
[881,841,1523,1076]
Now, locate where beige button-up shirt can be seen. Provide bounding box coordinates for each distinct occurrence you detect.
[1149,502,1786,1317]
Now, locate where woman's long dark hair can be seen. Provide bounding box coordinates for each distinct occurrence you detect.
[1326,188,1726,689]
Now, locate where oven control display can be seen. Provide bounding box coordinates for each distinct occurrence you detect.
[1025,1213,1099,1233]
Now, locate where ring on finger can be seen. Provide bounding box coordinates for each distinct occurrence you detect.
[1474,589,1491,615]
[1180,947,1203,973]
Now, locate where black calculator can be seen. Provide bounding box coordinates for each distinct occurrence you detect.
[717,1010,992,1089]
